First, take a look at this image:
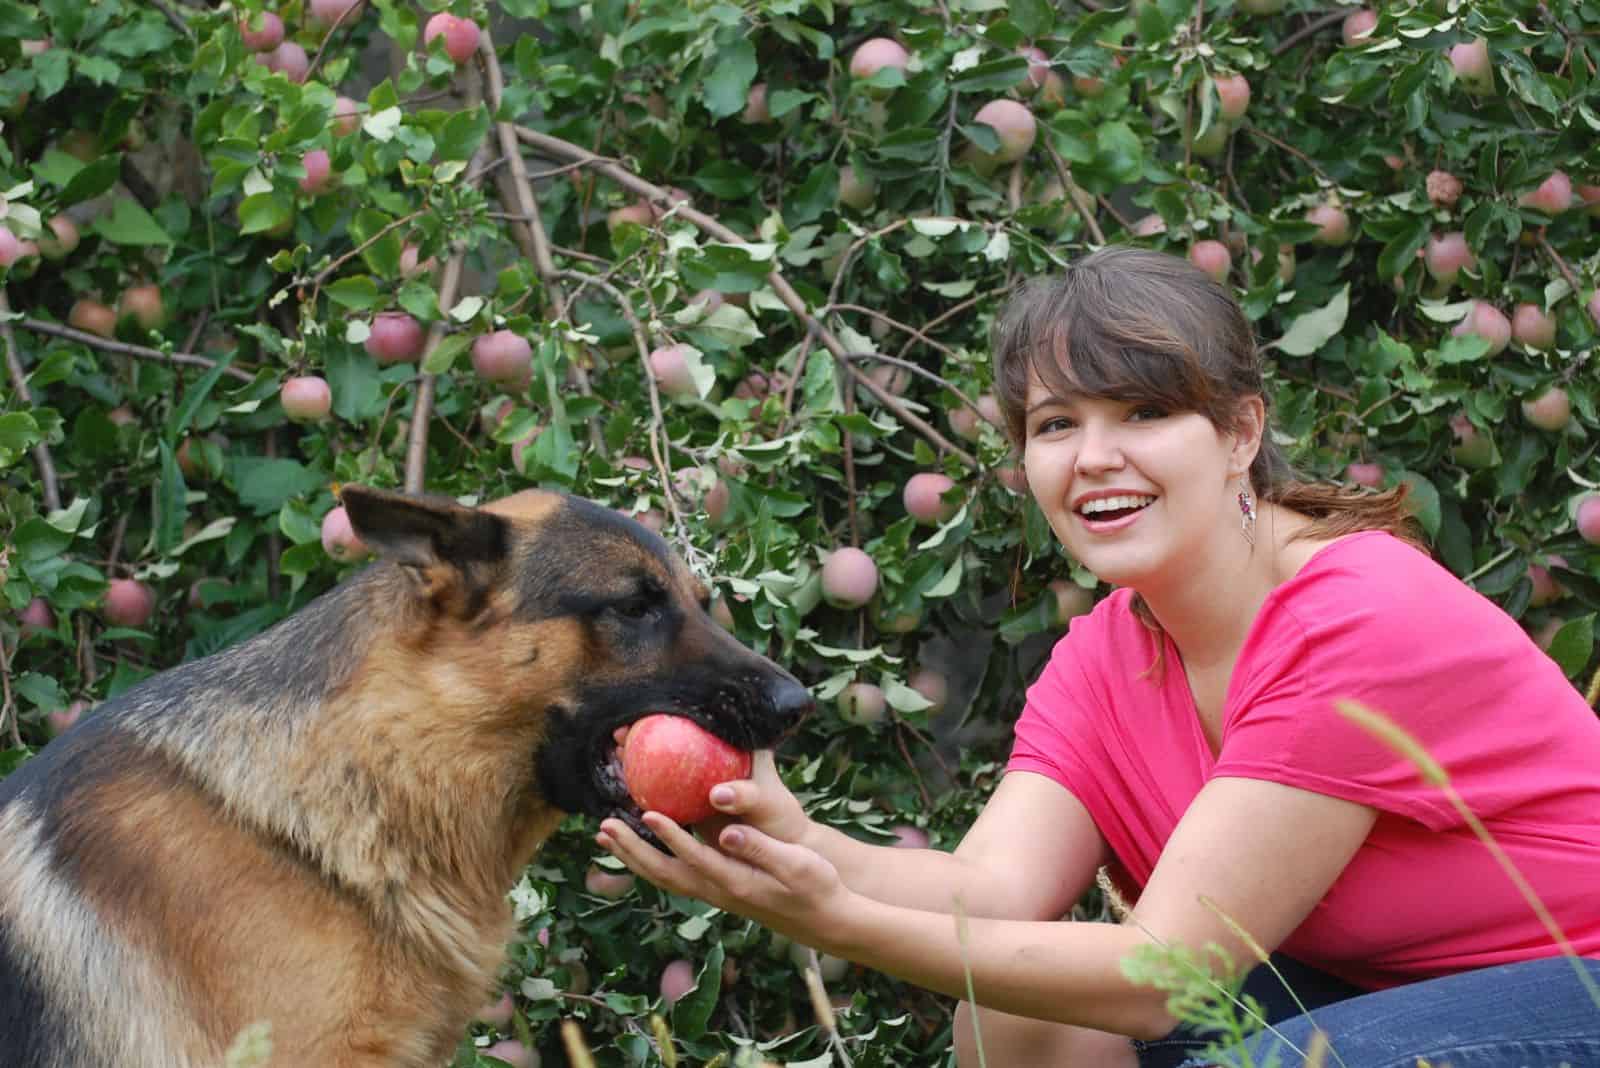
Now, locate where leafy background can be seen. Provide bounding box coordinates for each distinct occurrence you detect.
[2,0,1598,1064]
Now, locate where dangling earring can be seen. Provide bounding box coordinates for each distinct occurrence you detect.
[1237,477,1257,546]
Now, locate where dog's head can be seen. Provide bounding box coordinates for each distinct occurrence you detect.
[339,485,812,833]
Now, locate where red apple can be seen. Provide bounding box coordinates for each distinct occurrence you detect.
[820,547,878,608]
[1528,560,1566,608]
[118,283,166,332]
[68,298,117,339]
[1521,387,1571,432]
[479,1039,536,1068]
[423,13,480,64]
[1576,494,1600,546]
[584,863,635,899]
[257,41,309,82]
[1423,231,1473,284]
[996,464,1029,495]
[1214,74,1250,120]
[471,330,534,384]
[704,479,730,526]
[321,505,369,561]
[741,82,770,124]
[239,10,285,51]
[838,682,886,726]
[1426,169,1463,207]
[103,578,155,628]
[1507,304,1555,351]
[332,95,362,136]
[1016,46,1051,95]
[1519,171,1572,216]
[903,472,957,525]
[838,166,877,211]
[1448,412,1493,469]
[1346,462,1384,489]
[298,149,333,195]
[281,376,333,422]
[970,100,1036,164]
[476,993,516,1028]
[620,714,753,825]
[648,343,698,398]
[18,597,54,635]
[850,38,910,83]
[1342,8,1377,45]
[1188,239,1232,284]
[1130,213,1167,237]
[1306,204,1351,246]
[607,200,655,232]
[37,215,79,260]
[1578,183,1600,218]
[48,699,89,737]
[659,959,697,1005]
[364,312,425,363]
[0,228,29,268]
[1589,290,1600,329]
[1451,301,1510,356]
[1449,38,1493,94]
[398,243,436,278]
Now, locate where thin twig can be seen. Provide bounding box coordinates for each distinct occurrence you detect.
[149,0,195,39]
[2,292,61,510]
[18,319,257,383]
[308,209,427,290]
[404,250,465,494]
[1041,142,1105,243]
[305,0,366,84]
[1272,11,1347,56]
[1538,235,1584,297]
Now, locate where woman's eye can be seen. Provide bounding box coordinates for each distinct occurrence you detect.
[1034,416,1074,435]
[1129,405,1166,422]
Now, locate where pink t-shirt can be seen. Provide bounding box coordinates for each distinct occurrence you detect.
[1009,530,1600,990]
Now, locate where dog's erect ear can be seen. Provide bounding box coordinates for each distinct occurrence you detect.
[339,485,510,616]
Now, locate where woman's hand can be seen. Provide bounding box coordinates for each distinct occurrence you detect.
[696,749,813,849]
[596,807,850,945]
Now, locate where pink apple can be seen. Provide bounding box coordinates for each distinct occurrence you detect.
[648,343,697,397]
[1426,169,1463,207]
[970,99,1036,164]
[1423,231,1474,284]
[903,472,957,524]
[849,38,910,83]
[741,82,770,124]
[1214,74,1250,120]
[398,243,436,278]
[838,682,886,726]
[1519,171,1572,216]
[1188,239,1232,283]
[703,479,730,525]
[332,95,362,136]
[1576,495,1600,546]
[48,700,89,737]
[1342,8,1377,45]
[1016,46,1051,95]
[1306,204,1351,246]
[471,330,533,384]
[659,959,697,1005]
[37,215,79,260]
[1130,213,1167,237]
[907,667,948,715]
[280,376,332,422]
[479,1039,536,1068]
[889,824,929,849]
[606,200,655,232]
[320,505,368,561]
[239,11,285,51]
[1449,38,1493,93]
[423,13,480,64]
[364,312,425,363]
[118,283,166,331]
[821,547,878,608]
[0,228,29,268]
[69,299,117,338]
[475,993,515,1028]
[621,715,752,825]
[1528,560,1566,608]
[1511,303,1556,350]
[18,597,54,635]
[1521,387,1571,432]
[583,862,634,899]
[1589,290,1600,329]
[257,41,309,82]
[103,579,155,628]
[307,0,361,27]
[1578,183,1600,218]
[1346,462,1384,489]
[1451,301,1511,355]
[298,149,333,195]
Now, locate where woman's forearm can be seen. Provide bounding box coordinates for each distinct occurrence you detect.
[800,821,1028,918]
[814,894,1174,1040]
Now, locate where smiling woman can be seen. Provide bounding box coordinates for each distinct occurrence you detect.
[598,245,1600,1068]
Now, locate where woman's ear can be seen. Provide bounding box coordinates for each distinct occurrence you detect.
[1229,395,1267,477]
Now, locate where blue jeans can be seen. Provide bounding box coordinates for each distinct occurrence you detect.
[1153,955,1600,1068]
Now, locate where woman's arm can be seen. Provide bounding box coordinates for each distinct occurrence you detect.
[601,775,1376,1039]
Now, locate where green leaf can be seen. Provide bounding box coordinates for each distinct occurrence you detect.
[1547,615,1594,680]
[669,941,724,1040]
[59,153,118,206]
[1399,471,1440,539]
[680,245,773,293]
[421,333,471,374]
[701,36,758,120]
[1009,0,1054,38]
[950,56,1029,92]
[229,457,326,515]
[436,105,490,161]
[326,275,383,311]
[13,516,73,563]
[165,351,236,443]
[0,411,41,452]
[92,197,173,246]
[235,191,293,237]
[326,346,383,422]
[14,672,66,711]
[154,439,188,554]
[1271,285,1349,357]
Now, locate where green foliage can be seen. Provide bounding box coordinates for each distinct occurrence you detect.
[2,0,1599,1063]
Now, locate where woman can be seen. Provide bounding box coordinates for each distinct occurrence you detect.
[598,246,1600,1067]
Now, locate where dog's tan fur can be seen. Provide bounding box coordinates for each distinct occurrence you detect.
[0,486,810,1067]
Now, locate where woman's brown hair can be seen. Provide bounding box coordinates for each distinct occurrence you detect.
[991,245,1424,551]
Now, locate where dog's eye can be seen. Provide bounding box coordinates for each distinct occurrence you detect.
[612,596,659,622]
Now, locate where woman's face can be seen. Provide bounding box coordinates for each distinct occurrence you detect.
[1021,372,1249,590]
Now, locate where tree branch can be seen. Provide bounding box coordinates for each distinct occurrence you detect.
[18,318,257,383]
[3,292,61,510]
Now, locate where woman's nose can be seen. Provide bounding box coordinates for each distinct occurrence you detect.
[1073,419,1125,473]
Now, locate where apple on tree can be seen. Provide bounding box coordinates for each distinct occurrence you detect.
[849,38,910,89]
[424,13,481,64]
[1449,38,1493,95]
[1518,171,1572,216]
[281,376,333,422]
[239,11,285,52]
[903,471,957,525]
[364,312,425,363]
[1521,388,1571,433]
[837,682,886,726]
[584,862,635,899]
[471,330,534,385]
[1511,304,1556,350]
[647,343,698,398]
[820,546,878,609]
[659,959,697,1005]
[102,579,155,628]
[969,99,1036,165]
[1576,495,1600,547]
[1451,301,1511,356]
[1188,239,1231,284]
[321,505,369,561]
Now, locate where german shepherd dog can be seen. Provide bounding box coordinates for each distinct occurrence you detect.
[0,486,812,1067]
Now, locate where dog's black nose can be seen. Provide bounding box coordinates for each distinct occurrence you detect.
[769,675,814,727]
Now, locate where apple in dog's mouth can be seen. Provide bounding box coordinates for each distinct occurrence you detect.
[612,714,754,827]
